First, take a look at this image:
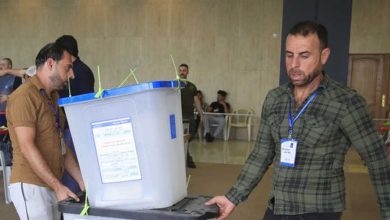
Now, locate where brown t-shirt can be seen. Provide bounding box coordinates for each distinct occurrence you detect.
[7,76,66,187]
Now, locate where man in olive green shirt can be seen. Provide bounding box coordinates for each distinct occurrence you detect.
[180,64,204,168]
[206,21,390,220]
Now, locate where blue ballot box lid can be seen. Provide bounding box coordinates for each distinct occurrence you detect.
[58,80,185,106]
[59,193,219,220]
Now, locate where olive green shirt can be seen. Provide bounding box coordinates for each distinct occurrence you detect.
[181,81,197,120]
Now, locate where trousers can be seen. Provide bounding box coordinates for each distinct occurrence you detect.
[263,208,342,220]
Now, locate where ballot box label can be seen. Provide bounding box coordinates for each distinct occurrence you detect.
[91,117,141,183]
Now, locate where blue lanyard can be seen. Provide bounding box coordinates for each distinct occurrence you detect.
[39,90,61,133]
[288,91,319,139]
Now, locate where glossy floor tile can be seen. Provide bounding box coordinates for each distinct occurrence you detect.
[0,138,383,220]
[187,139,381,220]
[189,139,253,165]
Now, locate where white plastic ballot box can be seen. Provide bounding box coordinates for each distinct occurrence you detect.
[58,81,187,210]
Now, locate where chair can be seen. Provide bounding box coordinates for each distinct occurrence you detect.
[226,109,255,142]
[212,117,228,141]
[197,115,228,141]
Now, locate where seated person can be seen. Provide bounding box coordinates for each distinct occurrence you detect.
[204,90,230,142]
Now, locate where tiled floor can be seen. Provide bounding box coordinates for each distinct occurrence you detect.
[189,138,371,171]
[189,139,253,165]
[0,139,383,219]
[187,138,382,220]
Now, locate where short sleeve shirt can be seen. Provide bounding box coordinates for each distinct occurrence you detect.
[209,101,230,113]
[7,76,66,187]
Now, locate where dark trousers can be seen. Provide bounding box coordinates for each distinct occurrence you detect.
[183,117,197,142]
[183,118,196,162]
[263,208,342,220]
[61,128,81,193]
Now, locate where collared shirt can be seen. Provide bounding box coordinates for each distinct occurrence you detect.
[226,74,390,218]
[7,76,66,187]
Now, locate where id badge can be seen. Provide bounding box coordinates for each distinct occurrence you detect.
[60,137,67,156]
[280,138,297,167]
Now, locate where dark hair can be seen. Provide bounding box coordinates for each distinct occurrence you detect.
[1,58,12,67]
[288,21,328,49]
[55,35,79,57]
[217,90,227,97]
[179,64,189,70]
[35,42,67,68]
[196,90,203,95]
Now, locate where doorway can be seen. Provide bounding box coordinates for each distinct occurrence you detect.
[348,54,390,120]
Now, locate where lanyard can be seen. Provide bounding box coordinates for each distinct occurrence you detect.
[39,90,61,133]
[288,91,319,139]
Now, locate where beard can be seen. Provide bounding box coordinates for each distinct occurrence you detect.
[49,71,67,90]
[287,66,323,87]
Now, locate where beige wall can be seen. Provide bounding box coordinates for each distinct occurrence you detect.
[2,0,388,140]
[0,0,284,140]
[350,0,390,53]
[0,0,283,114]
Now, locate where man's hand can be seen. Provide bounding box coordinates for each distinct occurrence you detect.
[78,180,85,192]
[54,184,80,202]
[205,195,236,220]
[14,126,81,203]
[219,101,228,108]
[0,95,7,103]
[219,101,230,113]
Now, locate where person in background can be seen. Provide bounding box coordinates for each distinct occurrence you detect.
[0,61,34,81]
[194,90,208,139]
[0,58,12,70]
[0,58,23,166]
[55,35,94,193]
[56,35,94,97]
[0,58,22,111]
[179,64,204,168]
[206,20,390,220]
[7,42,84,220]
[204,90,230,142]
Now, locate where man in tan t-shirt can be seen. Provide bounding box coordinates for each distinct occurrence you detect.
[6,42,84,220]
